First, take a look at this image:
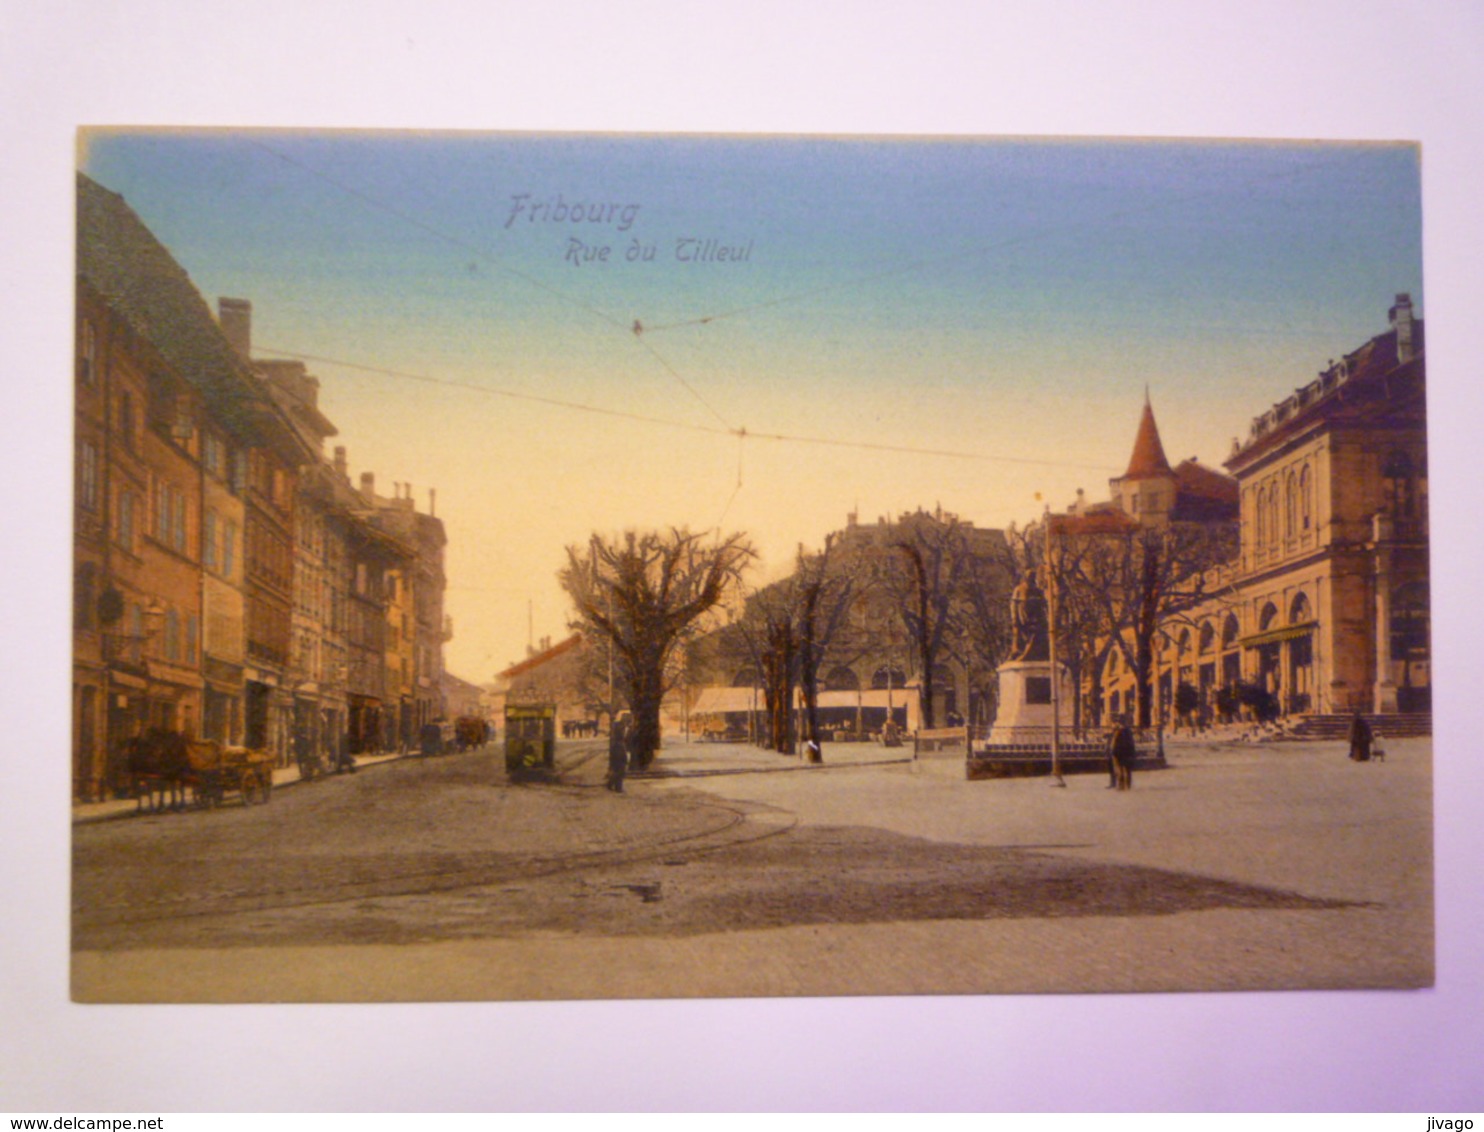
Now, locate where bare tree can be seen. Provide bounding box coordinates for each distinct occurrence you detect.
[1059,519,1237,729]
[795,533,862,750]
[880,512,972,730]
[561,529,755,769]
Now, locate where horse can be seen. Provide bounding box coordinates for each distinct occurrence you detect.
[127,727,191,813]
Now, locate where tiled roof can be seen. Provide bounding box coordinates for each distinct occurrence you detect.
[1122,397,1173,480]
[498,633,583,679]
[76,174,268,440]
[1173,458,1239,516]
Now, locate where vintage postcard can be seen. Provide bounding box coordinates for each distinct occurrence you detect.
[70,130,1430,1002]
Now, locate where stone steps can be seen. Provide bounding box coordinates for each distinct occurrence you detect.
[1280,713,1431,740]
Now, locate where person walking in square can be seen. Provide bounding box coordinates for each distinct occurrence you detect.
[1108,717,1137,791]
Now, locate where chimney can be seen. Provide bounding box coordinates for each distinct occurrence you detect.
[429,487,437,516]
[360,472,375,497]
[218,297,252,360]
[333,446,348,478]
[1390,293,1415,363]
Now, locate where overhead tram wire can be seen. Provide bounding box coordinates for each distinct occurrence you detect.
[254,347,729,440]
[254,344,1121,475]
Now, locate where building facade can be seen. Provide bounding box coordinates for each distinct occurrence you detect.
[73,173,455,797]
[1091,297,1429,727]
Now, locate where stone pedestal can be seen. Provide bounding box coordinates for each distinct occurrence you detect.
[987,659,1074,745]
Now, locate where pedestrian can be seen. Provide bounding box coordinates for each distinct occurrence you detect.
[1108,717,1137,791]
[607,712,630,792]
[805,737,822,764]
[1348,710,1373,762]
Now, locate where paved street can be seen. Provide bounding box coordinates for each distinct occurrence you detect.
[72,734,1433,1002]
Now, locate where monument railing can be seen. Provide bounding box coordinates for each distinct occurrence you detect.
[973,725,1159,751]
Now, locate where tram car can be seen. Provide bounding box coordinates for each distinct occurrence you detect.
[504,703,557,778]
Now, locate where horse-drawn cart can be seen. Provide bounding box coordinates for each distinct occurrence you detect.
[187,740,274,808]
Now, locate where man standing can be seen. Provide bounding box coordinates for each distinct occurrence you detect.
[607,711,630,792]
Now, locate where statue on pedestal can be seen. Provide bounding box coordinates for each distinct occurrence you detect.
[1008,569,1050,662]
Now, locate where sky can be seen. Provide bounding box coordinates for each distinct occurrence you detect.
[79,130,1424,682]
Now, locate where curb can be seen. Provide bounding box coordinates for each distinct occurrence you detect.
[71,752,408,826]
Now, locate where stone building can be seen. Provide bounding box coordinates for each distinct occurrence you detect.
[257,358,347,766]
[1222,295,1428,719]
[218,301,318,766]
[1090,297,1429,728]
[687,508,1015,740]
[73,173,455,795]
[358,478,449,748]
[498,634,590,726]
[73,175,306,798]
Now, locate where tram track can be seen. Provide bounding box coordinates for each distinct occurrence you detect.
[74,745,798,937]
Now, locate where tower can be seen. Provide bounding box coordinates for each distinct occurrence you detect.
[1110,392,1177,526]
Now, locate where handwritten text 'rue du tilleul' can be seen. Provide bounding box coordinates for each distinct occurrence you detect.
[503,193,754,266]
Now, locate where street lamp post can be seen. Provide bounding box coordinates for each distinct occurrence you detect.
[1045,509,1066,787]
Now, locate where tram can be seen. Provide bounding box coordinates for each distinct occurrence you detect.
[504,702,557,778]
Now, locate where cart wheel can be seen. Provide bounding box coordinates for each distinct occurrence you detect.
[241,770,263,806]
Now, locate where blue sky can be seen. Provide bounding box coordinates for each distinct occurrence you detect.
[80,130,1424,677]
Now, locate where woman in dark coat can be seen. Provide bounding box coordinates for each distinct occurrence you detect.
[1348,711,1374,762]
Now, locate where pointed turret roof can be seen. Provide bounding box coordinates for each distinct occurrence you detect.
[1122,394,1173,480]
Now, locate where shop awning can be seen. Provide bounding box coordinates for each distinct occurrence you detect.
[1240,621,1318,648]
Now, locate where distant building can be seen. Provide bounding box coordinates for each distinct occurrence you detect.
[687,508,1015,739]
[440,671,487,721]
[359,477,449,748]
[498,634,591,728]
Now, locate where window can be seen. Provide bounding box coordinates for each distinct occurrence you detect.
[1390,581,1429,661]
[1383,451,1416,520]
[74,563,97,630]
[1290,592,1312,624]
[78,441,100,511]
[1284,471,1298,539]
[117,391,136,452]
[185,613,198,665]
[155,480,170,543]
[203,510,218,571]
[204,434,227,479]
[1299,465,1313,531]
[222,520,237,579]
[78,320,98,386]
[117,489,135,551]
[165,608,180,663]
[1222,614,1239,650]
[1259,602,1279,632]
[1254,487,1267,546]
[229,449,247,495]
[173,491,188,554]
